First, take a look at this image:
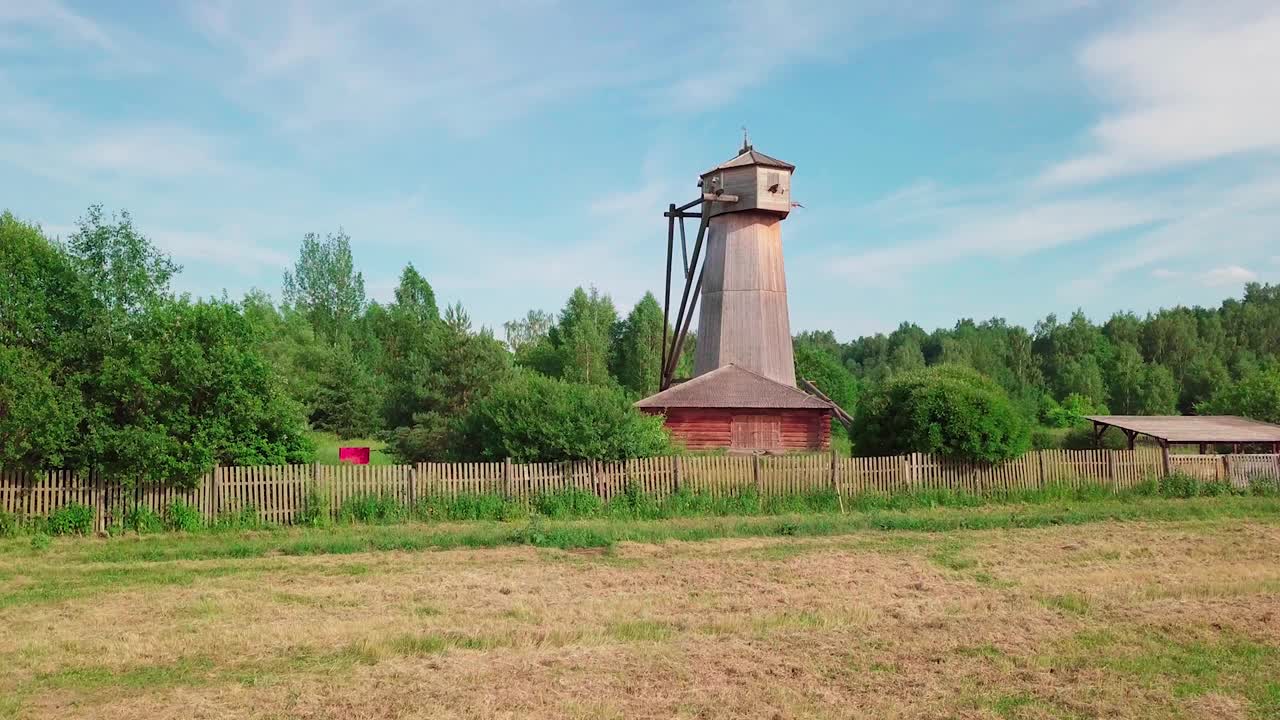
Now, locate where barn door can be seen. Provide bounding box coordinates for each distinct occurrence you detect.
[731,414,782,450]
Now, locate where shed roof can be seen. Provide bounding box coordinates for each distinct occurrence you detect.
[636,364,831,410]
[702,146,795,176]
[1085,415,1280,444]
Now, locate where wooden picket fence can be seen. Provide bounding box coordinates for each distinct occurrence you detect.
[3,448,1278,533]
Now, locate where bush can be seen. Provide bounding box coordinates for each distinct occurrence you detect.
[123,504,164,534]
[413,493,524,522]
[852,365,1031,464]
[296,485,331,527]
[534,487,603,519]
[1030,427,1062,450]
[338,494,407,524]
[1061,425,1129,450]
[0,510,17,537]
[211,504,262,531]
[47,502,93,536]
[452,371,675,462]
[164,499,203,532]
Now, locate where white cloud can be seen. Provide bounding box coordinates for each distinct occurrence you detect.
[151,228,291,275]
[1042,2,1280,185]
[1150,265,1258,287]
[0,0,114,51]
[827,194,1162,285]
[185,1,904,137]
[1202,265,1258,286]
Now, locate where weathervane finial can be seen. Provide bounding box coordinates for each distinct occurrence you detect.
[740,126,751,153]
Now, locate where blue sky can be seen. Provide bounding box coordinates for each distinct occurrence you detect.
[2,1,1278,341]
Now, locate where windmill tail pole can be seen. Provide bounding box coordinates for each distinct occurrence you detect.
[799,378,855,433]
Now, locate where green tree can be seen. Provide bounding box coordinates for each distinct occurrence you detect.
[64,205,180,316]
[548,286,617,385]
[451,371,673,462]
[1198,368,1280,424]
[610,292,664,396]
[282,230,366,343]
[386,305,513,462]
[852,365,1031,463]
[0,346,81,472]
[377,265,441,429]
[793,340,858,413]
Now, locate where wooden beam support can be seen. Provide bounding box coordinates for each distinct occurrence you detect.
[665,260,706,385]
[702,192,740,203]
[679,214,689,279]
[661,214,708,389]
[660,204,675,388]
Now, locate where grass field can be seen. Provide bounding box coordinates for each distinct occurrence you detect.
[308,431,395,465]
[3,499,1279,719]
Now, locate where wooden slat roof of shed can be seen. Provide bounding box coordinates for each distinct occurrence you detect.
[1085,415,1280,444]
[635,364,831,410]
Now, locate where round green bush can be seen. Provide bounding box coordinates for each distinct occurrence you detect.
[453,371,674,462]
[851,365,1031,464]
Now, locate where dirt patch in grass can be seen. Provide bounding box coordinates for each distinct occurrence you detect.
[2,519,1279,718]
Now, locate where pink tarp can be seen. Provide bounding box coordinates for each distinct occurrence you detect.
[338,447,371,465]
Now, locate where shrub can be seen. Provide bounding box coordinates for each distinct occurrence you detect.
[30,533,52,551]
[211,504,262,531]
[414,493,524,522]
[451,371,675,462]
[123,504,164,534]
[1247,473,1280,497]
[338,493,407,524]
[533,487,603,519]
[164,499,203,532]
[296,485,331,527]
[47,502,93,536]
[1030,427,1062,450]
[1061,425,1129,450]
[852,365,1031,464]
[0,510,17,537]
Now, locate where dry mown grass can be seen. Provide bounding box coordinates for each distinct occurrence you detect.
[2,519,1279,719]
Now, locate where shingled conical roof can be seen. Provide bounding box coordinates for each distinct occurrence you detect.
[702,145,795,176]
[635,364,831,410]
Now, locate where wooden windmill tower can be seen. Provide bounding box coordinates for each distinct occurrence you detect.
[635,136,832,452]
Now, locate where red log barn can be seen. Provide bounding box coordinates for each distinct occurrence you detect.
[636,364,832,452]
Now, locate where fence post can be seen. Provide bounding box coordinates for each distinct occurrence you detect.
[1221,454,1231,485]
[1106,450,1116,486]
[831,449,845,513]
[900,455,911,489]
[1160,443,1172,482]
[1037,451,1046,486]
[503,458,512,500]
[211,466,221,519]
[673,455,683,491]
[407,463,418,506]
[752,454,762,496]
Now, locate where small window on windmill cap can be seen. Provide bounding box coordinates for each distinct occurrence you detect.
[767,172,781,192]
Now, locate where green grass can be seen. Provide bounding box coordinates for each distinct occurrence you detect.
[308,431,395,465]
[3,496,1278,573]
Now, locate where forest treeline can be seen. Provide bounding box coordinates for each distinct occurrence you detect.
[3,207,1279,484]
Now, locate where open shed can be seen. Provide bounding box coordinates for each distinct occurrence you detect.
[1085,415,1280,453]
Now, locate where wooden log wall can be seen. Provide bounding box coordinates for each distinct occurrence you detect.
[2,449,1275,530]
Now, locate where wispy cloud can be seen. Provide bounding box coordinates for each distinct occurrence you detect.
[0,0,115,51]
[186,1,907,138]
[1041,2,1280,185]
[1151,265,1259,287]
[827,195,1162,285]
